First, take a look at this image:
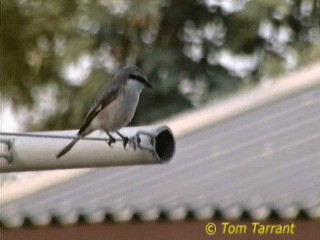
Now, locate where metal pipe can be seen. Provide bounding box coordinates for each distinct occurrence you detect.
[0,125,175,172]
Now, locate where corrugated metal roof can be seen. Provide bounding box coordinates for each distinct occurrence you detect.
[1,86,320,227]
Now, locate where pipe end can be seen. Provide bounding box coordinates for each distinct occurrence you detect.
[155,128,175,163]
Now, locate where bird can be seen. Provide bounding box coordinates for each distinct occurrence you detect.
[56,64,152,158]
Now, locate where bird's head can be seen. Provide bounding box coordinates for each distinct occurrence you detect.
[124,65,152,89]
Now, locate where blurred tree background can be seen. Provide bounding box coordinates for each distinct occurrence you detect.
[1,0,320,131]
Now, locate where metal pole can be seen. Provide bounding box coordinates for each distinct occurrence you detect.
[0,125,175,172]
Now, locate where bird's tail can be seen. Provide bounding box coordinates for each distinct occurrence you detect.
[56,137,80,159]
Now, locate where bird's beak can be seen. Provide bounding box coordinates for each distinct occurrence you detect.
[144,81,152,88]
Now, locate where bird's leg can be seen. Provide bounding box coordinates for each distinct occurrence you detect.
[115,131,129,148]
[105,131,116,147]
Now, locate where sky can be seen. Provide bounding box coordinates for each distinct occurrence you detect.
[0,103,20,132]
[0,55,95,133]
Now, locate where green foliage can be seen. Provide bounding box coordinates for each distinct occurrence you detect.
[2,0,319,130]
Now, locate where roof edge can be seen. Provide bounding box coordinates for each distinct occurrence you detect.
[163,61,320,137]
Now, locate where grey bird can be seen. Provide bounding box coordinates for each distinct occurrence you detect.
[56,64,152,158]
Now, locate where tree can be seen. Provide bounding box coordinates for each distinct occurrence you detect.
[1,0,319,131]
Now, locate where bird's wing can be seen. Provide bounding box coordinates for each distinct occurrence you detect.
[78,82,122,135]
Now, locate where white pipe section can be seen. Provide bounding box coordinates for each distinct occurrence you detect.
[0,125,175,172]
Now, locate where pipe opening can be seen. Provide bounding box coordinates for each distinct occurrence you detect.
[155,129,175,162]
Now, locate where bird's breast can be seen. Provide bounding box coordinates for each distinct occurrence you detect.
[93,84,142,131]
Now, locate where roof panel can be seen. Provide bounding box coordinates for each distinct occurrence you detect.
[1,87,320,227]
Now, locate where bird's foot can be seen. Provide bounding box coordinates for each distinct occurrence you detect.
[122,137,129,148]
[115,131,129,149]
[105,131,116,147]
[107,138,116,147]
